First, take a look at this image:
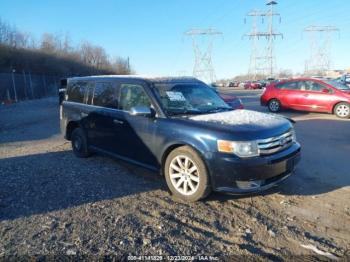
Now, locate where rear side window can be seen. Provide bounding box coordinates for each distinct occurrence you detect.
[119,84,151,111]
[276,81,301,90]
[92,82,118,108]
[67,81,87,103]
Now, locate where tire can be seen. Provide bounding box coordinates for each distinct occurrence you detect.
[164,146,211,202]
[268,99,281,113]
[71,128,91,158]
[334,102,350,118]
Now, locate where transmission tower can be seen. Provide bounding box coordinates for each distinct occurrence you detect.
[303,25,339,76]
[244,10,266,80]
[185,28,222,84]
[244,1,283,78]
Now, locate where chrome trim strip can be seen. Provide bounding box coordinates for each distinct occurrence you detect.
[259,141,293,155]
[257,130,294,155]
[258,137,293,149]
[258,130,293,144]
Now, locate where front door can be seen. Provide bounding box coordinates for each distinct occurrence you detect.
[114,82,160,168]
[297,81,334,112]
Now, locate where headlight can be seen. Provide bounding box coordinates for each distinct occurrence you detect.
[217,140,259,158]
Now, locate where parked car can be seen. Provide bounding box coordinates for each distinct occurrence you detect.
[220,93,244,109]
[261,78,350,118]
[210,86,244,109]
[228,81,239,87]
[61,76,301,202]
[259,80,267,88]
[244,81,261,90]
[340,74,350,87]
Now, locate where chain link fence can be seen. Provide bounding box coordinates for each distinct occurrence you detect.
[0,72,61,104]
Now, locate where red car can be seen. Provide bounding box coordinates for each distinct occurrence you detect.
[210,86,244,109]
[220,93,244,109]
[260,78,350,118]
[244,81,261,90]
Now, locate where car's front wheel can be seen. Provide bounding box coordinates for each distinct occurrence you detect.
[334,102,350,118]
[164,146,211,202]
[71,128,91,158]
[268,99,281,112]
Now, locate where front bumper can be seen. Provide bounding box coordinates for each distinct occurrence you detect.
[208,142,301,194]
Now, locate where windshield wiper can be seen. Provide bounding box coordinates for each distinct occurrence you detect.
[167,109,203,116]
[203,107,232,113]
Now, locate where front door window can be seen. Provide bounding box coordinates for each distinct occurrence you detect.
[119,84,151,111]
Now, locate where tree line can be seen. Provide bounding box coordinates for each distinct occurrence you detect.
[0,18,132,76]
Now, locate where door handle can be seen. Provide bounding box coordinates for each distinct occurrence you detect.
[303,94,309,97]
[81,112,88,117]
[113,119,124,125]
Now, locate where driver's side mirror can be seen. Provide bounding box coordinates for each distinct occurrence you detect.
[130,106,155,117]
[322,88,330,93]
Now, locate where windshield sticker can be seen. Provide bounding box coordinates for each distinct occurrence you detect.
[166,91,186,101]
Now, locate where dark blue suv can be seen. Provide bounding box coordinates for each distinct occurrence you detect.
[61,76,301,202]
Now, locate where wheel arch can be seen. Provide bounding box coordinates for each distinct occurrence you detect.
[268,98,283,110]
[160,141,211,180]
[65,121,80,140]
[332,101,350,114]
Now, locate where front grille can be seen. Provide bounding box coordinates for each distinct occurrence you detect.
[258,130,294,155]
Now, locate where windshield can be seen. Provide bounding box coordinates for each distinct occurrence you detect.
[325,80,350,90]
[153,83,232,116]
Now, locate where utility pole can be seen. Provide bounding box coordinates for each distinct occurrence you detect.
[244,1,283,78]
[303,25,339,76]
[127,56,130,73]
[11,69,18,102]
[185,28,222,84]
[22,70,28,100]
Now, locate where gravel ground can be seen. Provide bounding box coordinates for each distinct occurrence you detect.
[0,97,349,260]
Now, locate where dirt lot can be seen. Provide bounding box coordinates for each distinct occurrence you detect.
[0,95,349,260]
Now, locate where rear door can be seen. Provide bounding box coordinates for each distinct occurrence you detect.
[85,81,122,151]
[275,81,303,109]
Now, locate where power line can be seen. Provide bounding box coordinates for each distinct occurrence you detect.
[185,28,222,83]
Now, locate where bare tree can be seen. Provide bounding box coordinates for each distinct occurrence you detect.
[40,33,57,53]
[113,57,132,74]
[0,17,133,76]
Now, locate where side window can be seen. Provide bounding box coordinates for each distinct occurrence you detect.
[92,82,118,108]
[304,81,327,92]
[119,84,151,111]
[277,81,301,90]
[67,81,87,103]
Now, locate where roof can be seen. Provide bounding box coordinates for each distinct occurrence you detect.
[278,77,332,82]
[68,75,202,84]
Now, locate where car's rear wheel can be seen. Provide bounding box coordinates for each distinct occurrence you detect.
[334,102,350,118]
[268,99,281,112]
[71,128,91,158]
[164,146,211,202]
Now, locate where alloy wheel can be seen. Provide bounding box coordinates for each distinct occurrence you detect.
[169,155,200,196]
[269,100,280,112]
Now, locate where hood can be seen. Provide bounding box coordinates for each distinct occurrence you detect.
[189,109,290,132]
